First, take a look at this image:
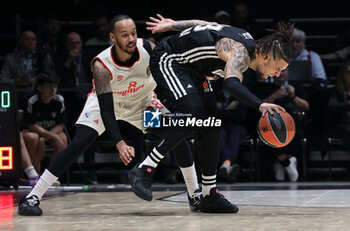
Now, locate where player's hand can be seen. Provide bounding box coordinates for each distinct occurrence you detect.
[146,14,176,34]
[116,140,135,166]
[259,103,285,117]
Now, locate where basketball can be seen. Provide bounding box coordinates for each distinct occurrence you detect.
[257,111,295,148]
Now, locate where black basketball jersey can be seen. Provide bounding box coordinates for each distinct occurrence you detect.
[160,24,256,81]
[23,93,66,130]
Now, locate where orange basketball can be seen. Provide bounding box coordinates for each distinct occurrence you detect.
[257,111,295,148]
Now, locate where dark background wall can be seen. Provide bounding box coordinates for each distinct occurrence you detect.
[0,0,349,57]
[2,0,349,20]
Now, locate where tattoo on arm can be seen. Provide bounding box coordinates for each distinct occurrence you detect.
[173,20,215,31]
[215,38,250,80]
[93,61,112,95]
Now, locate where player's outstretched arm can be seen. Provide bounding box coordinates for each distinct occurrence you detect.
[93,61,135,165]
[146,13,216,34]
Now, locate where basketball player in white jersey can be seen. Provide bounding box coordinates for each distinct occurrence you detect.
[18,14,214,216]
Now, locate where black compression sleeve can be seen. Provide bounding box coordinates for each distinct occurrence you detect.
[142,39,152,54]
[97,92,123,144]
[224,77,263,110]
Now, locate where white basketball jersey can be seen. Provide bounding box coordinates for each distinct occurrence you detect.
[76,39,167,134]
[93,38,156,103]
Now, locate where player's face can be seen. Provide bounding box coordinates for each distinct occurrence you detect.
[111,19,137,55]
[273,68,288,85]
[256,53,289,79]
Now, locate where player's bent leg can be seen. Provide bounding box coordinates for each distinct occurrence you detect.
[18,125,98,216]
[173,141,202,211]
[129,94,205,201]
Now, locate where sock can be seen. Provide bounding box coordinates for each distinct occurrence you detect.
[139,147,164,168]
[202,174,216,196]
[180,163,199,196]
[26,169,58,200]
[24,166,39,179]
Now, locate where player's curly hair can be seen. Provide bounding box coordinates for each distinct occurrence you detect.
[255,21,294,63]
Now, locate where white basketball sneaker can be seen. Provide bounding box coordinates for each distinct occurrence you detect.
[285,157,298,182]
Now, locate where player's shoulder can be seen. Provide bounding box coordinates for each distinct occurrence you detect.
[137,38,152,54]
[28,94,39,105]
[53,94,64,103]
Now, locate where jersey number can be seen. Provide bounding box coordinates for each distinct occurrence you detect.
[179,24,224,37]
[151,100,164,109]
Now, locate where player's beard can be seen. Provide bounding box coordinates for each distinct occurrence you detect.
[116,39,136,55]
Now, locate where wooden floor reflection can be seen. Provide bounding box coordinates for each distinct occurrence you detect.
[3,182,350,231]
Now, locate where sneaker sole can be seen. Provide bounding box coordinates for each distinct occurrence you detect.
[128,172,153,201]
[18,205,43,216]
[200,205,239,213]
[189,205,200,212]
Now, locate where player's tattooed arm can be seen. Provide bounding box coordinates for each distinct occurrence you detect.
[146,14,216,34]
[215,38,250,81]
[218,38,263,111]
[93,60,112,95]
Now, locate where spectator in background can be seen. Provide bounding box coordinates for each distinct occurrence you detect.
[19,132,41,186]
[55,31,97,184]
[247,68,310,181]
[56,32,93,91]
[85,15,113,47]
[214,10,231,25]
[230,1,250,29]
[22,73,67,174]
[21,130,45,176]
[55,31,93,132]
[321,25,350,62]
[291,28,327,82]
[216,78,248,183]
[327,59,350,153]
[37,16,65,64]
[0,30,54,109]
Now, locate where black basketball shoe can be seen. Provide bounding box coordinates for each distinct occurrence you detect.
[187,189,203,211]
[199,187,239,213]
[18,195,43,216]
[129,164,155,201]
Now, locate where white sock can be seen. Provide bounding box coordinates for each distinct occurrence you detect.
[26,169,58,200]
[24,166,39,179]
[180,163,199,196]
[139,147,164,168]
[202,174,216,196]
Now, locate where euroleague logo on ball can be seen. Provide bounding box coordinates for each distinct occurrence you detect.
[257,111,296,148]
[262,126,268,132]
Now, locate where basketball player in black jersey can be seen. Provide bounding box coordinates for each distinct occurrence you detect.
[129,15,294,213]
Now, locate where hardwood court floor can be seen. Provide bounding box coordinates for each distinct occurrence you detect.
[2,182,350,231]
